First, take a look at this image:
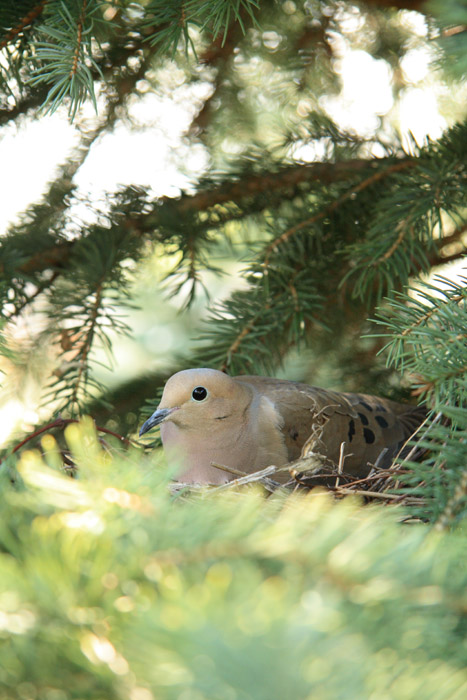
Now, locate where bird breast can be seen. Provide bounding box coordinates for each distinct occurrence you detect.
[159,394,288,484]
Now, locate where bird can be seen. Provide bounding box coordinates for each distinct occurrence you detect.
[139,368,426,485]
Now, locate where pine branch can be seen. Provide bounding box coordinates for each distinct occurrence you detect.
[400,292,465,338]
[196,255,324,374]
[0,9,157,125]
[1,416,132,464]
[27,0,105,119]
[168,158,415,216]
[68,281,102,411]
[3,156,414,282]
[190,5,254,135]
[435,468,467,531]
[69,0,86,79]
[263,160,413,267]
[141,0,259,57]
[0,0,47,50]
[343,124,467,301]
[2,420,467,696]
[374,219,409,265]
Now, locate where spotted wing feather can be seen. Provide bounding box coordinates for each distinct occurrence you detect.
[237,376,426,476]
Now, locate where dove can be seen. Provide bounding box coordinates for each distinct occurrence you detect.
[139,368,425,485]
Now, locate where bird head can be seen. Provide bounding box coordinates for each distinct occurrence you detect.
[139,368,251,437]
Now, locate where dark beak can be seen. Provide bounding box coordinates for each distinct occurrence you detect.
[139,407,176,437]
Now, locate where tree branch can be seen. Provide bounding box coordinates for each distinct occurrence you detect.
[263,160,414,267]
[0,0,47,50]
[401,293,465,337]
[70,0,87,79]
[9,157,415,278]
[69,284,103,409]
[162,158,415,215]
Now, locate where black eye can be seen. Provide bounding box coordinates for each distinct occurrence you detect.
[192,386,208,401]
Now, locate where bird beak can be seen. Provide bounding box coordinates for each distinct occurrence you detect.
[139,407,178,437]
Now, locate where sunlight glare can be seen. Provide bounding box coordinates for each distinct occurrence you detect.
[321,50,393,134]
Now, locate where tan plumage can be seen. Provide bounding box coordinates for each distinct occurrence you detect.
[139,368,425,485]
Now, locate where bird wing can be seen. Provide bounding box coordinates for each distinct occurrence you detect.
[236,376,425,476]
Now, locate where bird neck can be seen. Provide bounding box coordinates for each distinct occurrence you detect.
[160,386,287,483]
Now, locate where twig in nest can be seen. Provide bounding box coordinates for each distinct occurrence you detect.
[211,462,248,478]
[335,442,352,488]
[331,488,405,501]
[288,452,331,482]
[210,465,279,491]
[344,468,408,490]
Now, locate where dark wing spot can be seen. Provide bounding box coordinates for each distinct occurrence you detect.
[363,428,375,444]
[375,415,389,429]
[348,419,355,442]
[289,428,299,441]
[215,415,230,421]
[360,400,373,412]
[358,412,369,426]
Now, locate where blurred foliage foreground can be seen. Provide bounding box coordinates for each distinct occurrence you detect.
[0,420,466,700]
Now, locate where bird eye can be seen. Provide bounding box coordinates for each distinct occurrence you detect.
[191,386,208,402]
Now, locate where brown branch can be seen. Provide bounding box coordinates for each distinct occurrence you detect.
[0,416,133,465]
[6,158,414,280]
[436,222,467,248]
[429,250,467,268]
[330,487,405,501]
[16,242,75,275]
[169,158,415,216]
[263,160,414,267]
[70,0,87,78]
[401,293,465,337]
[220,317,259,373]
[0,0,47,50]
[432,222,467,259]
[0,86,52,126]
[11,418,77,455]
[375,220,409,265]
[263,212,324,267]
[289,281,299,312]
[441,25,467,38]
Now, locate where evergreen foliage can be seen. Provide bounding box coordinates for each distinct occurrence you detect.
[373,276,467,524]
[0,0,466,525]
[1,2,467,692]
[0,421,466,700]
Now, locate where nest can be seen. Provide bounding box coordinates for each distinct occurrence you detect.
[170,415,436,522]
[203,451,426,511]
